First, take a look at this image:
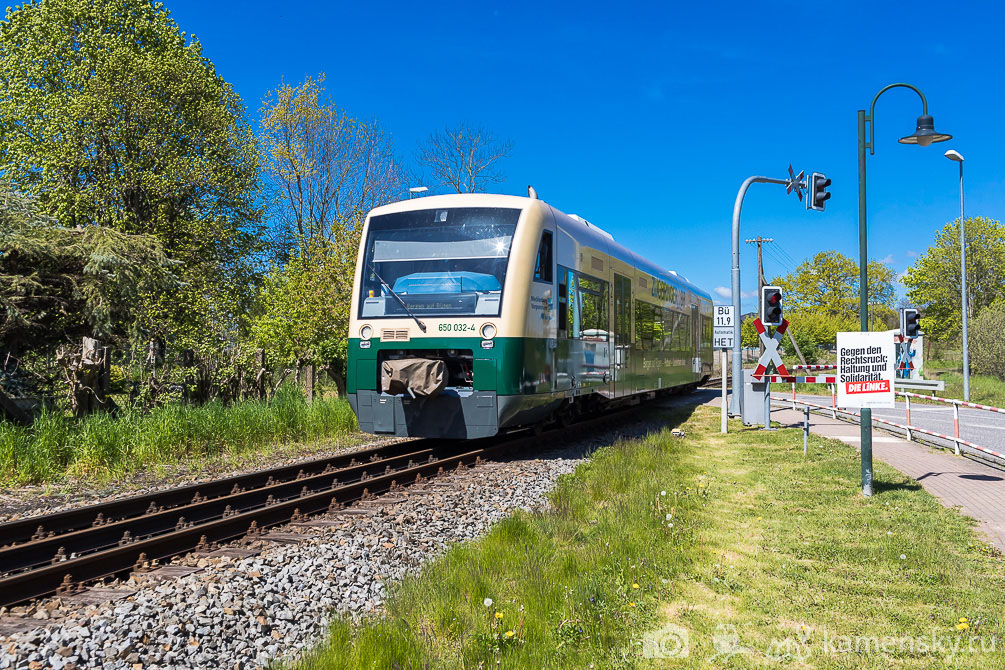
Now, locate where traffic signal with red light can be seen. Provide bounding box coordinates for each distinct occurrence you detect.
[761,286,783,326]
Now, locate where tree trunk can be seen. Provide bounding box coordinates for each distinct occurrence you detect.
[71,337,107,417]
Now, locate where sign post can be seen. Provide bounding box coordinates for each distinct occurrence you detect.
[837,331,896,409]
[837,331,896,495]
[713,306,735,433]
[729,165,820,418]
[750,317,791,430]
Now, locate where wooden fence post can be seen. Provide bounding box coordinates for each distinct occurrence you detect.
[255,349,266,400]
[304,364,315,402]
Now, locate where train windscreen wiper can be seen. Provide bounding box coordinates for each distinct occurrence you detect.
[368,263,427,332]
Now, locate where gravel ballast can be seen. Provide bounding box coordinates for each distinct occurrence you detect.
[0,404,685,670]
[1,454,584,669]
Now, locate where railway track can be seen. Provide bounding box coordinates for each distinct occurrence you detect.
[0,388,703,608]
[0,436,503,607]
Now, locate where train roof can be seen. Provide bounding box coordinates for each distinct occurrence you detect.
[369,193,713,303]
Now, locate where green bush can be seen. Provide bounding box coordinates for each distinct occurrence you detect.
[109,364,128,393]
[787,326,820,363]
[971,302,1005,380]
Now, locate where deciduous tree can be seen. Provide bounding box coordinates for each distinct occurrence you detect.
[971,301,1005,380]
[902,217,1005,342]
[773,250,896,320]
[260,74,404,262]
[251,246,352,393]
[257,75,404,386]
[0,0,263,350]
[416,123,513,193]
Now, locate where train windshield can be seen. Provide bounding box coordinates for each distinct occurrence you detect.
[358,207,521,319]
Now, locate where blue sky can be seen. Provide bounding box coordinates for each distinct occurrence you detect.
[167,0,1002,311]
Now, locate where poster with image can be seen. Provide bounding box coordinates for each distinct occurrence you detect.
[837,331,896,409]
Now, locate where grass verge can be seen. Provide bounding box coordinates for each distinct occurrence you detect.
[0,386,357,484]
[929,370,1005,408]
[298,404,1005,669]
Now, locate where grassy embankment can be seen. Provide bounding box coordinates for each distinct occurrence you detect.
[925,358,1005,407]
[299,404,1005,669]
[0,386,357,484]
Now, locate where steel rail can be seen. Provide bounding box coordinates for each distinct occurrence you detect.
[0,441,501,607]
[0,439,431,546]
[0,445,442,576]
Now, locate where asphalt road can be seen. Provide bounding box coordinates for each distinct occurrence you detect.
[775,392,1005,453]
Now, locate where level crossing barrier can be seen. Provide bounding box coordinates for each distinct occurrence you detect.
[769,394,1005,466]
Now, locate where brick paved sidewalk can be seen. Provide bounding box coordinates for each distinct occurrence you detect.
[696,391,1005,551]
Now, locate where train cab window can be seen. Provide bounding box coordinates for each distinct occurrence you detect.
[533,231,553,283]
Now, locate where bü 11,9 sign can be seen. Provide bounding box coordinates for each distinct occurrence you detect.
[836,331,895,408]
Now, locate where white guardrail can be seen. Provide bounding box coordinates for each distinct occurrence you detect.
[769,391,1005,465]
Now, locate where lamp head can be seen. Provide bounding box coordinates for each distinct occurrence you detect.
[944,149,964,162]
[899,114,952,146]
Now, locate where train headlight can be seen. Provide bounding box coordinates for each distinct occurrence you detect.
[480,323,497,339]
[360,325,373,339]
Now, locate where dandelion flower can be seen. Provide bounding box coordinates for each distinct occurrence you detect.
[495,612,504,620]
[483,598,493,607]
[665,513,672,520]
[957,622,969,630]
[632,583,640,589]
[505,630,515,638]
[629,602,636,607]
[757,516,763,521]
[959,617,969,623]
[899,554,907,560]
[660,490,667,496]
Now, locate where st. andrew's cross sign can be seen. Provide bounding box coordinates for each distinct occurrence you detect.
[751,317,790,379]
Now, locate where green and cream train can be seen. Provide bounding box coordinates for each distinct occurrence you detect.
[347,192,713,439]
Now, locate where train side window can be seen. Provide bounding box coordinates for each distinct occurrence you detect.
[578,274,609,335]
[635,300,656,351]
[533,231,553,283]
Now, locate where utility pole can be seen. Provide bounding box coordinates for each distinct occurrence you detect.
[745,236,807,366]
[746,237,773,356]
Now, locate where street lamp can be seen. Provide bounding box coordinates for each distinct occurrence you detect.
[944,149,970,401]
[408,186,428,199]
[857,83,951,497]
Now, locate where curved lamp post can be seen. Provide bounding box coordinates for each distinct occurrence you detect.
[944,149,969,401]
[857,83,951,496]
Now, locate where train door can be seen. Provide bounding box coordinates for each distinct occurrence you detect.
[691,303,700,378]
[613,273,632,396]
[527,225,556,393]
